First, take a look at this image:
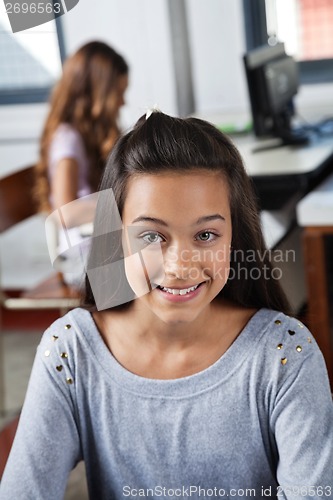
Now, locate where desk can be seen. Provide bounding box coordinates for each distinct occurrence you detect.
[232,134,333,177]
[297,174,333,387]
[232,134,333,211]
[231,133,333,244]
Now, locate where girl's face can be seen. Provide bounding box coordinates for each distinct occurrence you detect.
[99,74,128,121]
[122,171,232,325]
[113,74,128,115]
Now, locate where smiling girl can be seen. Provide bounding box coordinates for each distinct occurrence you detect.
[1,112,332,499]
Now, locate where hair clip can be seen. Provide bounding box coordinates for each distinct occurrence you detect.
[146,104,160,120]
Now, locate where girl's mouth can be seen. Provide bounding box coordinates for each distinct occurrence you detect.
[154,282,205,301]
[157,283,200,295]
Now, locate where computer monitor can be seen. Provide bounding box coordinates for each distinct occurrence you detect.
[243,43,308,146]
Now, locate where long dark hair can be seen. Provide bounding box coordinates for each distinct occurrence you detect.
[35,40,128,211]
[82,111,291,314]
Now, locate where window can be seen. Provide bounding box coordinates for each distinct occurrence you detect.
[243,0,333,84]
[0,2,65,104]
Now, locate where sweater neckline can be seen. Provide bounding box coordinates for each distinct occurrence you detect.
[71,307,278,398]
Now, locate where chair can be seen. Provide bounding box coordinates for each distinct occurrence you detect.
[0,166,80,416]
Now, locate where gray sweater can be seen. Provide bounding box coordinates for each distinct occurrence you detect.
[1,308,332,500]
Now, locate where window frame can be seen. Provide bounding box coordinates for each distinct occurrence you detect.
[242,0,333,84]
[0,6,65,105]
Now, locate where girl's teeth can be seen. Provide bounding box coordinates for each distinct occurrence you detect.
[160,284,199,295]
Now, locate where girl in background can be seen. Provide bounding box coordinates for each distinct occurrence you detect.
[2,112,332,499]
[35,40,128,212]
[34,40,128,284]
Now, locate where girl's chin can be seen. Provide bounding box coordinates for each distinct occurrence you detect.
[141,298,207,326]
[152,312,200,326]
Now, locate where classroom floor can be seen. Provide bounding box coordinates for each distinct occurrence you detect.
[1,309,89,499]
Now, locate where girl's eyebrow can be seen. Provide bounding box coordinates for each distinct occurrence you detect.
[196,214,226,224]
[131,214,226,225]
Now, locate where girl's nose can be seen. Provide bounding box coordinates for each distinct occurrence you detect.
[163,245,192,280]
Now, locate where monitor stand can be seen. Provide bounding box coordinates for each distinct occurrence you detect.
[275,125,310,147]
[253,116,310,153]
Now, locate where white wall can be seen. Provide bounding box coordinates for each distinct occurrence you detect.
[61,0,178,127]
[186,0,248,116]
[0,0,252,150]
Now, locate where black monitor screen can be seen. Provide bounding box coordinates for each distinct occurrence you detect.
[243,43,307,145]
[264,56,299,113]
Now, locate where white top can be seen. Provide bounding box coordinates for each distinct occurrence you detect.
[48,123,91,206]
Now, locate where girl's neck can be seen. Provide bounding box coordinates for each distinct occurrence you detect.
[93,300,257,380]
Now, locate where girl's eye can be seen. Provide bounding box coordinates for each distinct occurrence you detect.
[141,232,163,244]
[196,231,217,242]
